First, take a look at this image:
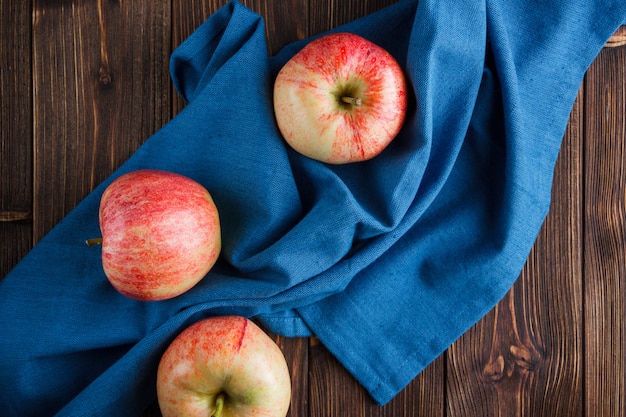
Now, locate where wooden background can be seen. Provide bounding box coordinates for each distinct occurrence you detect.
[1,1,624,416]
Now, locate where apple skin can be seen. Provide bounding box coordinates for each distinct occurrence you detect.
[98,169,221,301]
[156,316,292,417]
[273,32,407,164]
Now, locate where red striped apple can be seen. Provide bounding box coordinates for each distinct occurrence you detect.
[273,32,407,164]
[96,169,221,301]
[156,316,292,417]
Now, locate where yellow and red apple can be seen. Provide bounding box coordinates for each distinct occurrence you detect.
[97,169,221,301]
[157,316,292,417]
[273,32,407,164]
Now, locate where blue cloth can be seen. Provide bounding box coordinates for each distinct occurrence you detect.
[0,0,624,415]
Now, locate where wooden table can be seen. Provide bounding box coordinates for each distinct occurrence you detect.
[1,1,624,416]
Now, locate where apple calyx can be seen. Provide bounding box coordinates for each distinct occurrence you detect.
[212,393,225,417]
[334,80,365,110]
[340,96,362,106]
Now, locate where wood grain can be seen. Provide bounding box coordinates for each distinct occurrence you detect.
[309,0,399,35]
[0,0,33,278]
[583,45,626,417]
[276,336,309,417]
[31,0,171,241]
[606,26,626,48]
[309,337,446,417]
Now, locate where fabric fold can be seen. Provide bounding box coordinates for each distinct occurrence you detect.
[296,0,626,405]
[0,0,624,415]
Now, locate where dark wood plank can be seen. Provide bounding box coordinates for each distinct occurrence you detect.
[276,336,309,417]
[583,44,626,417]
[445,87,585,416]
[0,0,33,279]
[31,0,171,241]
[308,338,369,417]
[309,338,445,417]
[309,0,399,35]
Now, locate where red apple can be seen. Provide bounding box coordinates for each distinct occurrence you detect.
[156,316,292,417]
[273,32,407,164]
[97,169,221,301]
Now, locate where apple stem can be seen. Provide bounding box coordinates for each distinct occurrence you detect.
[86,237,103,246]
[341,96,362,106]
[212,393,225,417]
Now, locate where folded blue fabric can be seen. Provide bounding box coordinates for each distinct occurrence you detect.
[0,0,623,415]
